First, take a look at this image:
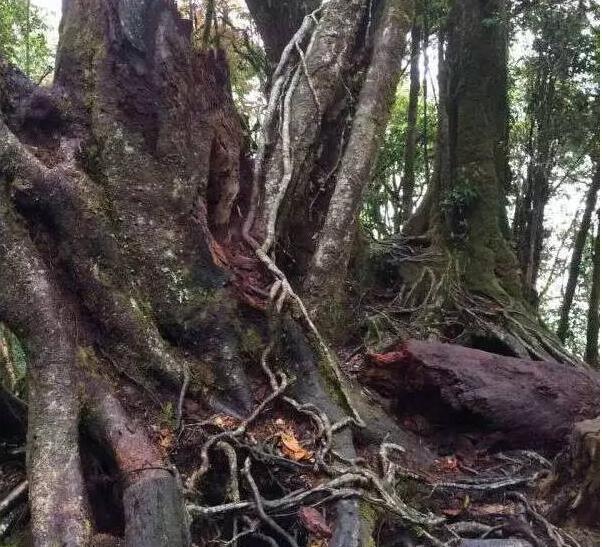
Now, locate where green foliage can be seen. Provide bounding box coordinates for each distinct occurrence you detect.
[160,401,175,427]
[0,0,53,81]
[441,181,479,213]
[361,86,437,239]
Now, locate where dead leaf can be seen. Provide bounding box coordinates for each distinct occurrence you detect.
[436,455,459,473]
[298,506,332,538]
[213,415,238,429]
[280,432,313,461]
[159,428,174,450]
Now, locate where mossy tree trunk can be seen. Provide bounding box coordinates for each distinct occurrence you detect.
[379,0,577,363]
[0,1,431,545]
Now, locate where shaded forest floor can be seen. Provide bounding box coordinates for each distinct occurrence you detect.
[1,334,598,546]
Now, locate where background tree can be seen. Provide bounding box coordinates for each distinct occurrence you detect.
[0,0,52,81]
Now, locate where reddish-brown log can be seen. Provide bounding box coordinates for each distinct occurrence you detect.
[360,340,599,451]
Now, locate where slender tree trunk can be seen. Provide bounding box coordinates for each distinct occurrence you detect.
[557,161,599,342]
[400,21,421,224]
[304,0,412,307]
[24,1,31,76]
[513,62,556,299]
[585,217,600,368]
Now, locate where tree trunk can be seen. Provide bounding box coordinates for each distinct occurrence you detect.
[360,340,599,452]
[303,0,411,308]
[374,0,574,363]
[557,161,599,343]
[585,218,600,367]
[400,21,421,224]
[0,1,440,545]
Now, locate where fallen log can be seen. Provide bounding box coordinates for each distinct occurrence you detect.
[360,340,599,451]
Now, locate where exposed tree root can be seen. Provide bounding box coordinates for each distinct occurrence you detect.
[365,239,580,366]
[86,385,190,546]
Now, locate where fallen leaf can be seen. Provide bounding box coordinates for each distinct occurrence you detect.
[436,455,459,473]
[280,431,313,461]
[298,506,332,538]
[159,428,174,449]
[213,415,238,429]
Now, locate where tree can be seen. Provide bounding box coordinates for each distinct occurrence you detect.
[0,0,597,545]
[303,0,411,306]
[400,21,421,224]
[557,158,599,344]
[585,217,600,367]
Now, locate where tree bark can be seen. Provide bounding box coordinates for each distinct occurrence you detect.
[400,21,421,224]
[0,2,433,544]
[360,340,599,452]
[304,0,412,306]
[585,218,600,367]
[557,161,599,343]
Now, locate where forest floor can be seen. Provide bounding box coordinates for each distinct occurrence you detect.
[0,337,598,546]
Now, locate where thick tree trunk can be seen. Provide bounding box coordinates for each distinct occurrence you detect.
[557,162,599,343]
[400,21,421,224]
[585,219,600,367]
[304,0,412,307]
[0,1,436,545]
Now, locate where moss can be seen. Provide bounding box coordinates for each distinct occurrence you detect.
[160,401,175,428]
[359,501,378,547]
[77,346,101,375]
[316,350,350,411]
[239,327,263,359]
[0,531,27,547]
